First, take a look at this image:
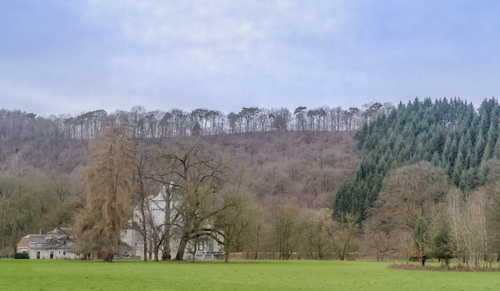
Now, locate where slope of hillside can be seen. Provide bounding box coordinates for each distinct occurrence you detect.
[0,129,360,256]
[0,126,360,209]
[334,97,500,219]
[207,131,360,208]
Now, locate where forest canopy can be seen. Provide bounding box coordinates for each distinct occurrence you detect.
[334,97,500,219]
[4,97,500,266]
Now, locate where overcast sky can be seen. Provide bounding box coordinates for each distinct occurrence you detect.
[1,1,499,117]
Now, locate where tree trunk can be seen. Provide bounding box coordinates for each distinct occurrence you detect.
[191,243,197,263]
[139,175,148,262]
[225,252,229,263]
[422,259,426,266]
[148,241,152,261]
[162,227,171,260]
[175,235,189,261]
[162,195,172,260]
[103,253,113,262]
[154,245,159,262]
[143,236,148,262]
[254,232,259,260]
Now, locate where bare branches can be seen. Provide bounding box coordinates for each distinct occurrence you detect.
[147,139,234,261]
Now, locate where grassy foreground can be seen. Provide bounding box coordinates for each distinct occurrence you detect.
[1,259,499,291]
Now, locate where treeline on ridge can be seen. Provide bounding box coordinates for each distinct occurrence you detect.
[0,103,388,174]
[0,102,393,141]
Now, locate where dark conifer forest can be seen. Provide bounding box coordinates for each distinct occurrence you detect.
[334,98,500,219]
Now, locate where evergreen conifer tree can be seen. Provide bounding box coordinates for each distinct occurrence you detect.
[413,217,429,266]
[429,219,454,267]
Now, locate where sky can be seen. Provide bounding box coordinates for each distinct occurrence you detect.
[1,1,500,117]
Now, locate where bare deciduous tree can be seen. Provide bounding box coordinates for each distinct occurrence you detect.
[272,204,305,260]
[302,208,335,260]
[212,186,254,262]
[365,161,452,260]
[156,139,232,261]
[333,213,359,261]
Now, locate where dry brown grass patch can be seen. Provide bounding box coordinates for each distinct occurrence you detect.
[387,263,500,272]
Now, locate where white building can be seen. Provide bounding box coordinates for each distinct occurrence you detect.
[122,187,224,260]
[16,228,81,260]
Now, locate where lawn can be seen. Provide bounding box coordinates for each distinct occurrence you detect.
[1,259,499,290]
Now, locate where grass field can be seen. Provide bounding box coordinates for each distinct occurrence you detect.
[1,259,499,290]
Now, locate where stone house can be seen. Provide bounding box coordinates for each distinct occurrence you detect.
[16,228,81,260]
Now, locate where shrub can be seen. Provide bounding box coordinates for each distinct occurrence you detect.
[14,252,29,259]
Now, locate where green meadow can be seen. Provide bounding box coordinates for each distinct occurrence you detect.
[1,259,499,291]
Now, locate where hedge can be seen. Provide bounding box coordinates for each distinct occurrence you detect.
[14,252,29,259]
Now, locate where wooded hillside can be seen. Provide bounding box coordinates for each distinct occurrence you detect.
[335,97,500,219]
[0,106,361,256]
[4,97,500,264]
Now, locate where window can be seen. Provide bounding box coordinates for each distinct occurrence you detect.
[63,251,66,256]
